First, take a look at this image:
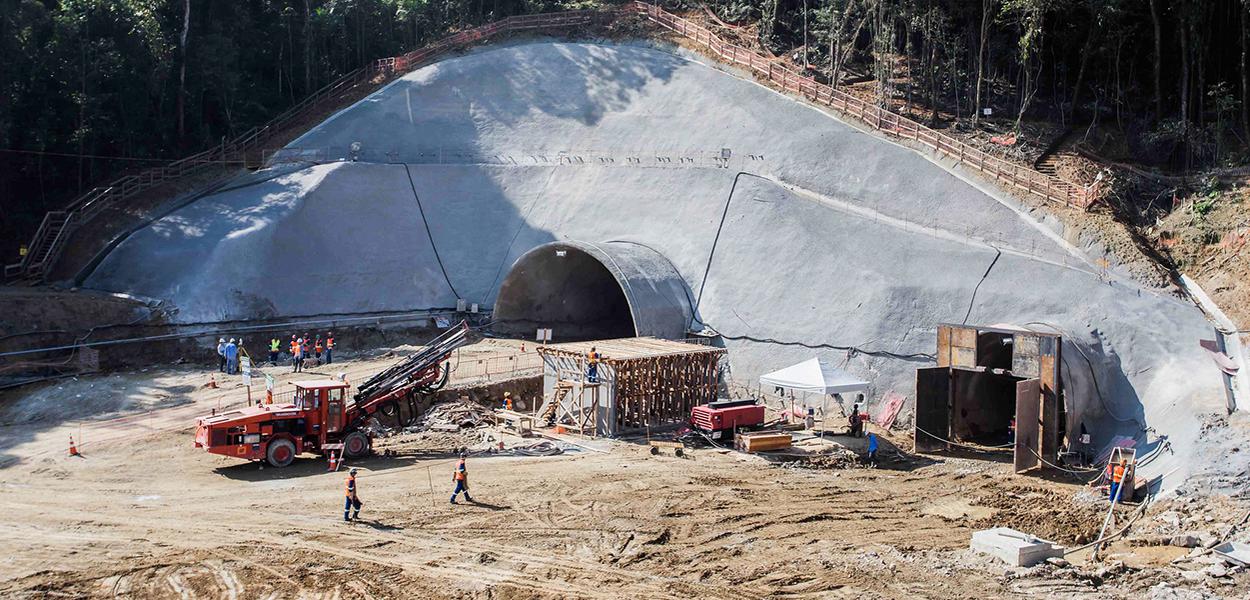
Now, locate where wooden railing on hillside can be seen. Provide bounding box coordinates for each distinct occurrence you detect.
[631,1,1095,212]
[7,3,1091,284]
[5,10,606,284]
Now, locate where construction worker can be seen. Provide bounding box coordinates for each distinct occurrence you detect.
[324,332,334,364]
[344,467,362,521]
[269,337,281,366]
[1008,417,1017,443]
[302,336,312,367]
[848,403,863,437]
[293,338,305,373]
[216,338,227,372]
[1109,459,1128,502]
[224,338,239,375]
[503,391,513,411]
[586,347,600,383]
[450,453,473,504]
[314,335,323,363]
[866,432,878,463]
[289,336,300,371]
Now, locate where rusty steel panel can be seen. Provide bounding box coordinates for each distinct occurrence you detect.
[1039,348,1061,459]
[1012,334,1041,378]
[914,367,951,453]
[1014,378,1042,473]
[949,325,978,368]
[937,325,953,367]
[953,347,977,368]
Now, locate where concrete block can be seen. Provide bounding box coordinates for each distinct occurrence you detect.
[971,527,1065,567]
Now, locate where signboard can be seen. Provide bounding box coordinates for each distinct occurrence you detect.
[265,373,275,392]
[535,328,552,342]
[434,316,451,328]
[241,356,252,386]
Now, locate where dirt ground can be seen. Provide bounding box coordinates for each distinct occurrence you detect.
[0,341,1246,599]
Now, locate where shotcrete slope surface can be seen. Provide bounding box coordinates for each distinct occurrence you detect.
[85,42,1227,486]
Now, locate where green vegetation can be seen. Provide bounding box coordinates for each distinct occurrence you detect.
[4,0,1250,260]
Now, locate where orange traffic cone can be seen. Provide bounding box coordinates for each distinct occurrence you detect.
[205,374,218,389]
[521,342,526,353]
[327,451,338,472]
[68,436,80,457]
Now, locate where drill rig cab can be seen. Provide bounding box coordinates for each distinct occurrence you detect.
[195,321,469,468]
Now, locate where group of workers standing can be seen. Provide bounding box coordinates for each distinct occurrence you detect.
[216,338,242,374]
[214,332,336,373]
[275,332,335,372]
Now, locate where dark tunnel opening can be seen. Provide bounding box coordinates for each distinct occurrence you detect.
[494,246,637,341]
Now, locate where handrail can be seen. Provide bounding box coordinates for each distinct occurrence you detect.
[7,9,611,283]
[631,1,1093,211]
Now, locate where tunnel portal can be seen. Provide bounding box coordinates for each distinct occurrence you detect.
[493,241,694,342]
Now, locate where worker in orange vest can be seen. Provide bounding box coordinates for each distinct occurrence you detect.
[450,453,473,504]
[586,347,601,383]
[503,391,513,411]
[344,467,362,521]
[324,332,335,365]
[314,335,323,363]
[289,336,300,372]
[1109,459,1128,502]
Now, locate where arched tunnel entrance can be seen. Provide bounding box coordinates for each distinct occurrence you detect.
[493,241,694,341]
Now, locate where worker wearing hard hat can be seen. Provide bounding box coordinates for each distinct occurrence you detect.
[1109,459,1128,502]
[324,332,334,365]
[586,347,601,383]
[216,338,227,373]
[503,391,513,411]
[450,453,473,504]
[223,338,239,375]
[344,467,362,521]
[293,338,305,373]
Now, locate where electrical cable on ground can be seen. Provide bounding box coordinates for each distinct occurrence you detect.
[963,246,1002,324]
[402,163,461,300]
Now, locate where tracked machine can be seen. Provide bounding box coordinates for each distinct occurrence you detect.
[194,322,469,467]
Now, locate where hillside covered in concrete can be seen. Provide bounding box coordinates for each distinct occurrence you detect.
[83,41,1230,486]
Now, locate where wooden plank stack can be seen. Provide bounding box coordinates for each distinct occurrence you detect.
[735,431,793,453]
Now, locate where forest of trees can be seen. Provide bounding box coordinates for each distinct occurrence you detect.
[2,0,1250,259]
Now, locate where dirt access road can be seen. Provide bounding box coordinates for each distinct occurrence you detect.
[0,346,1236,598]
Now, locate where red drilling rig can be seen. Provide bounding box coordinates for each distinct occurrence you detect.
[194,322,469,467]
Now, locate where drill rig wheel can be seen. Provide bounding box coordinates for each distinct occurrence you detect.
[342,431,372,458]
[266,439,296,468]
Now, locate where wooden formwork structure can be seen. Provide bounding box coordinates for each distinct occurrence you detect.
[536,338,725,437]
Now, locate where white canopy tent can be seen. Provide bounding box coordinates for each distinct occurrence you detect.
[759,357,869,435]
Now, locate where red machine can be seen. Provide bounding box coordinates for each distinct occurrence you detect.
[194,322,469,467]
[690,399,766,440]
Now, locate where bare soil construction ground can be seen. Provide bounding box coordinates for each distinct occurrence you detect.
[1,341,1246,599]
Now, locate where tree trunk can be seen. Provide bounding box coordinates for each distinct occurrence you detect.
[1180,11,1191,170]
[973,0,992,127]
[177,0,191,140]
[303,0,313,95]
[1069,5,1097,122]
[1149,0,1164,119]
[1242,0,1249,141]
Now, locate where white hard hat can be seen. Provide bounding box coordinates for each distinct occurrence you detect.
[219,338,225,343]
[229,338,236,343]
[297,338,303,343]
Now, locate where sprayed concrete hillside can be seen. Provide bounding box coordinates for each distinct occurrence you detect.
[84,42,1230,487]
